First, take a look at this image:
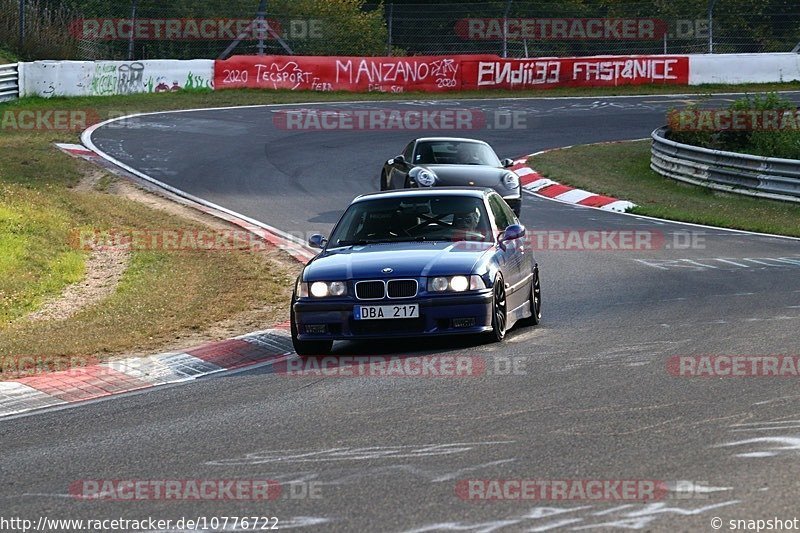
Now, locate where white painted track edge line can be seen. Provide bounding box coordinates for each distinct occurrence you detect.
[81,121,315,259]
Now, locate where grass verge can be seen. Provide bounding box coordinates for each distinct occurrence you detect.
[2,82,800,116]
[530,140,800,237]
[0,129,300,377]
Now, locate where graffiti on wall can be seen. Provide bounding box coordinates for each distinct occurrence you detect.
[89,63,213,96]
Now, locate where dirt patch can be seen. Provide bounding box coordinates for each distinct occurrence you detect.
[12,163,301,359]
[27,246,131,323]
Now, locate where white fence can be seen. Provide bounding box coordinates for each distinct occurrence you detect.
[689,53,800,85]
[19,60,214,98]
[0,63,19,102]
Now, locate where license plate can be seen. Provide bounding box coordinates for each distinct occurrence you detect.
[354,304,419,320]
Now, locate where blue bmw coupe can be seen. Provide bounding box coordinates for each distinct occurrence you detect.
[290,188,541,355]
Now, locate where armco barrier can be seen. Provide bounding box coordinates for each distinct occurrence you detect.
[214,54,690,92]
[19,59,214,98]
[651,126,800,202]
[0,63,20,102]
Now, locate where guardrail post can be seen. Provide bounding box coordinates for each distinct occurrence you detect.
[707,0,717,53]
[502,0,513,58]
[18,0,25,48]
[386,3,394,57]
[128,0,138,60]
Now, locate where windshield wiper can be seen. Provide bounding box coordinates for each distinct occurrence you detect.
[333,239,374,247]
[389,236,435,243]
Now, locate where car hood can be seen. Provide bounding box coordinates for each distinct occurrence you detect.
[422,164,510,187]
[304,241,493,280]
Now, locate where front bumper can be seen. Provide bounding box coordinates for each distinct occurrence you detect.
[293,291,494,340]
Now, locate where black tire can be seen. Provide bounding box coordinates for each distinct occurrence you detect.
[489,274,508,342]
[380,171,388,191]
[520,267,542,326]
[290,303,333,356]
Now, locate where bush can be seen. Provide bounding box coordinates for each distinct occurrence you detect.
[667,92,800,160]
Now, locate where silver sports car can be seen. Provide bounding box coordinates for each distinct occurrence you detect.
[380,137,522,215]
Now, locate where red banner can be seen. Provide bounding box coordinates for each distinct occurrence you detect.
[462,56,689,89]
[215,55,496,93]
[214,54,689,93]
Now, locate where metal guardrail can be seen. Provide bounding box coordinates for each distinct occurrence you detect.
[651,126,800,203]
[0,63,20,102]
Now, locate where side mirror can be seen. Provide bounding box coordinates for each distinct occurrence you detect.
[308,234,327,249]
[394,154,406,165]
[498,224,525,250]
[501,158,514,168]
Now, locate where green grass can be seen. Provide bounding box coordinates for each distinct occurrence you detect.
[3,81,800,118]
[531,140,800,237]
[0,145,87,323]
[0,48,17,64]
[0,109,302,371]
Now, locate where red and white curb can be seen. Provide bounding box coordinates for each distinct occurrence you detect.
[0,325,293,419]
[0,144,311,420]
[509,153,637,213]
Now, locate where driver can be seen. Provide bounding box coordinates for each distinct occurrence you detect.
[452,208,481,233]
[457,143,482,165]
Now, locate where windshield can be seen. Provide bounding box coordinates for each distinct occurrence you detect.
[328,195,492,247]
[413,141,501,166]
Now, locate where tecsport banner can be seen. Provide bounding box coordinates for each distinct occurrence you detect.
[215,55,501,92]
[215,54,690,93]
[461,56,690,89]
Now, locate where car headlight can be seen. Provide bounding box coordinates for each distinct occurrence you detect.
[429,277,449,292]
[416,169,436,187]
[428,275,485,292]
[502,172,519,189]
[449,275,469,292]
[329,281,347,296]
[310,281,329,297]
[304,281,348,298]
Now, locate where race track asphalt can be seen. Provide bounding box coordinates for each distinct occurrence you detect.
[3,94,800,532]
